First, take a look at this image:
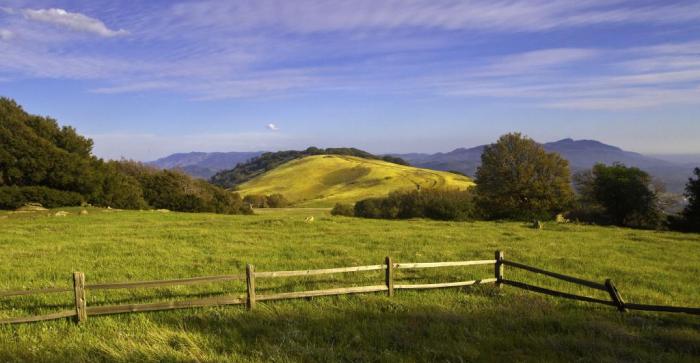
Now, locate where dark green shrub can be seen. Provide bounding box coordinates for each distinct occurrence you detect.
[266,193,289,208]
[575,163,663,229]
[243,194,268,208]
[331,203,354,216]
[354,188,477,221]
[354,198,385,219]
[669,167,700,232]
[0,185,83,209]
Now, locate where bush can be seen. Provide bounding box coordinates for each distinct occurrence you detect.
[243,194,290,208]
[669,167,700,232]
[0,185,83,209]
[331,203,354,216]
[574,163,663,229]
[115,161,251,214]
[243,194,268,208]
[266,193,289,208]
[354,198,385,219]
[475,133,574,220]
[354,188,477,221]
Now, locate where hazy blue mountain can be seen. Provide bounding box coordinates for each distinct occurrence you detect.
[148,151,264,179]
[392,139,697,193]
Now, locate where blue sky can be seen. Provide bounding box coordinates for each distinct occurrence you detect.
[1,0,699,160]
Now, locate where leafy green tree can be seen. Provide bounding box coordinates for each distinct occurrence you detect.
[670,168,700,232]
[331,203,355,216]
[266,193,289,208]
[243,194,268,208]
[353,188,477,221]
[475,133,574,220]
[578,163,663,229]
[681,168,700,231]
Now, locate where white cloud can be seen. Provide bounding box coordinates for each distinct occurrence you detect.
[22,8,127,37]
[0,29,12,40]
[267,123,279,131]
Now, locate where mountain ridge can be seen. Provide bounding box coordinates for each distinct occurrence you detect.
[148,151,264,179]
[391,139,695,193]
[148,139,699,194]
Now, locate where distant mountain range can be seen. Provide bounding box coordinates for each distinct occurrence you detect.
[148,139,699,193]
[148,151,264,179]
[391,139,698,194]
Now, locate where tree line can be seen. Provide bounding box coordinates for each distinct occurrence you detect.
[0,98,250,214]
[335,133,700,232]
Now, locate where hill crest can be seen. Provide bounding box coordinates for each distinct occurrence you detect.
[236,154,473,207]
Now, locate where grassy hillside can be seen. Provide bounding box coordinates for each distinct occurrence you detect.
[237,154,474,207]
[0,208,699,362]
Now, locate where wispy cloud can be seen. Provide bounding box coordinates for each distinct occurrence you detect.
[22,8,127,37]
[0,1,699,111]
[166,0,700,33]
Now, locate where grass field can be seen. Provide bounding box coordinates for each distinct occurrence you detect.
[236,155,474,207]
[0,207,699,362]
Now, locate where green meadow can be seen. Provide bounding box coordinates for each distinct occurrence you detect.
[237,155,474,207]
[0,208,699,362]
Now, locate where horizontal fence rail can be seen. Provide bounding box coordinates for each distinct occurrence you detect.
[1,251,699,326]
[86,274,246,291]
[502,260,607,291]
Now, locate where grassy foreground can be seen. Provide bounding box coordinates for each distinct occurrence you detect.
[0,208,699,362]
[237,155,474,207]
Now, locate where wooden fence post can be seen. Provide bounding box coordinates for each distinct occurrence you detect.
[495,251,504,288]
[385,256,394,297]
[72,272,87,324]
[605,279,627,312]
[246,264,256,311]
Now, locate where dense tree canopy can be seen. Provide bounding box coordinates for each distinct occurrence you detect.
[354,188,477,221]
[475,133,574,220]
[670,168,700,232]
[574,163,663,229]
[0,97,250,214]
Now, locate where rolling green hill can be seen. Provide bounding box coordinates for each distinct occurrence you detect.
[236,154,474,207]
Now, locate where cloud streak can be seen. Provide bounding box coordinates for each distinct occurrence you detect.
[0,1,699,112]
[22,8,127,37]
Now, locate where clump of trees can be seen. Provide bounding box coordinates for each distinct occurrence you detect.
[347,133,693,231]
[569,164,663,229]
[0,97,250,214]
[354,188,477,221]
[331,203,355,216]
[669,168,700,232]
[211,147,408,188]
[0,186,84,209]
[475,133,574,220]
[243,193,290,208]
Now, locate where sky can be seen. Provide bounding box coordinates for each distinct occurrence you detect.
[1,0,699,161]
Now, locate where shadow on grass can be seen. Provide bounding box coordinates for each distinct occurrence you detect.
[5,288,699,362]
[107,289,700,362]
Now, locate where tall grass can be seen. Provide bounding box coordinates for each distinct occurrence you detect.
[0,207,698,362]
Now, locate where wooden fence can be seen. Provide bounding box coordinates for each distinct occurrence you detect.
[1,251,698,325]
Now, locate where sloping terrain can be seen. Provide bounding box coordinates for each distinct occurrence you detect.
[236,154,474,207]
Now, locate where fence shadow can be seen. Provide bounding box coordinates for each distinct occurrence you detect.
[88,291,700,362]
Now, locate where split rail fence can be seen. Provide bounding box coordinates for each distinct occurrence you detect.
[1,250,698,325]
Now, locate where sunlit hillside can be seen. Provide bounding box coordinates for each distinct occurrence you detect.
[236,154,474,207]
